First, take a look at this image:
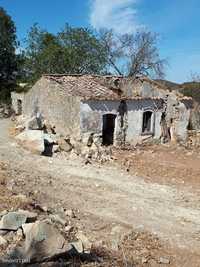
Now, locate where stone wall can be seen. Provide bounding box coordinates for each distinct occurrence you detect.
[164,94,191,142]
[11,92,25,115]
[22,77,81,137]
[11,76,191,144]
[173,102,191,141]
[189,102,200,130]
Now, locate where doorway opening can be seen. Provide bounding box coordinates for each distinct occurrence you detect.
[102,114,116,145]
[142,111,153,134]
[17,99,22,115]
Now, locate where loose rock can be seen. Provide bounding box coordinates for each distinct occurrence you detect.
[65,209,76,218]
[0,236,7,246]
[27,116,43,130]
[0,212,27,231]
[16,130,44,154]
[71,239,84,254]
[64,225,73,232]
[159,257,170,264]
[58,138,73,152]
[76,231,91,253]
[11,221,72,263]
[49,214,66,226]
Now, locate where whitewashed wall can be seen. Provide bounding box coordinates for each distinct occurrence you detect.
[80,100,163,144]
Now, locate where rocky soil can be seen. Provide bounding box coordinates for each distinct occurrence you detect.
[0,118,200,266]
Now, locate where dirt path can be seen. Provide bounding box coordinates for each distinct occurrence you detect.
[1,119,200,262]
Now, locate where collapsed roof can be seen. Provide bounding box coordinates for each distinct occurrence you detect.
[43,74,192,103]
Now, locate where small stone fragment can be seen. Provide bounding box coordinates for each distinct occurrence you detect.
[0,236,7,246]
[76,231,91,253]
[141,257,148,264]
[64,225,73,232]
[65,209,76,218]
[159,257,170,264]
[49,214,66,226]
[71,239,84,254]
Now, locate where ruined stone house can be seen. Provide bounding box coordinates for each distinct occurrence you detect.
[11,74,193,145]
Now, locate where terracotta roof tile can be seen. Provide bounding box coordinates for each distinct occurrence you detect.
[43,74,193,103]
[44,74,122,100]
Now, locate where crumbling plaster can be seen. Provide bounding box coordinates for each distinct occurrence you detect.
[80,100,163,145]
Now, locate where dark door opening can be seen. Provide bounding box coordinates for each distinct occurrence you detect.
[142,111,152,134]
[102,114,116,145]
[17,99,22,115]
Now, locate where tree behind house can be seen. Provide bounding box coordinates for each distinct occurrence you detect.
[24,24,108,84]
[0,7,19,101]
[99,29,166,78]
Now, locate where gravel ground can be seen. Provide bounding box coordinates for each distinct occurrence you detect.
[0,118,200,266]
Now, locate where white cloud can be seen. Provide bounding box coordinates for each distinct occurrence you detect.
[90,0,141,34]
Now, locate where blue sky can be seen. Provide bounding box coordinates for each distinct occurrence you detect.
[0,0,200,83]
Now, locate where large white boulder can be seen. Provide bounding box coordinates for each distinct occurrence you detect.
[16,130,44,154]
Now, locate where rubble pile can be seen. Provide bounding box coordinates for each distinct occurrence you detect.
[0,208,93,266]
[0,104,12,118]
[13,115,114,163]
[186,130,200,148]
[0,207,172,266]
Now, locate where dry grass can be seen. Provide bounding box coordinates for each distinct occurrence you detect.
[82,231,172,267]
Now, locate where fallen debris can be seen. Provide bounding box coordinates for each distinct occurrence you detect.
[13,115,115,162]
[65,209,76,218]
[8,221,71,263]
[15,130,44,154]
[76,231,92,253]
[58,137,73,152]
[0,104,12,119]
[49,214,66,226]
[159,256,170,264]
[27,115,44,130]
[2,119,200,266]
[0,211,27,231]
[0,236,7,246]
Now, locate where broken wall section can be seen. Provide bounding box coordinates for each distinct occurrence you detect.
[11,92,25,115]
[164,94,191,142]
[22,77,81,138]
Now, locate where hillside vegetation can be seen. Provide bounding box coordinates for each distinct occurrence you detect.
[156,79,200,104]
